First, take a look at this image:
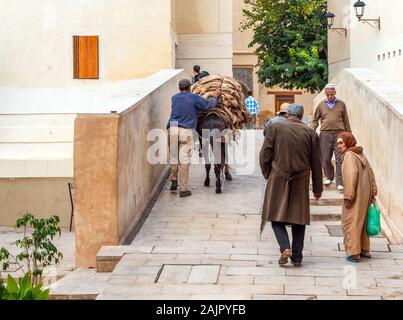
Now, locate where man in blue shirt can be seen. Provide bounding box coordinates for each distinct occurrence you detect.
[167,79,221,197]
[245,91,260,129]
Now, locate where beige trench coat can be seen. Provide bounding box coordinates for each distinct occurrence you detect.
[259,119,323,231]
[341,151,378,256]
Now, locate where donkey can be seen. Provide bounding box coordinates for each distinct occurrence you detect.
[197,113,233,194]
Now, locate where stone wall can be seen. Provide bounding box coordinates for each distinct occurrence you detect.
[314,68,403,243]
[74,70,187,267]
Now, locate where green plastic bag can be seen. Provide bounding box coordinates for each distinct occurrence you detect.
[367,203,381,237]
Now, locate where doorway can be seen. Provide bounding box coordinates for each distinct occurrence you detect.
[275,95,294,114]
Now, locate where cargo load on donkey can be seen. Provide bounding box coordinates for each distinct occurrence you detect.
[192,75,254,131]
[192,75,253,194]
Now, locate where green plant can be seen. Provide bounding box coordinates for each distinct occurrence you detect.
[242,0,328,93]
[0,277,6,300]
[2,273,49,300]
[0,213,63,287]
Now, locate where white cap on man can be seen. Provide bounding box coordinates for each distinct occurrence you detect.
[276,103,290,115]
[325,84,336,90]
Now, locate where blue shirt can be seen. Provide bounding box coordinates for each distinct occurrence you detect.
[263,116,287,136]
[167,92,217,129]
[325,97,338,110]
[245,96,260,115]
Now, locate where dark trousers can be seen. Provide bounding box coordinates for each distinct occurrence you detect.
[319,131,343,186]
[271,222,306,263]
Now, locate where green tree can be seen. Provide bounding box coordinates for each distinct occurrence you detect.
[242,0,328,93]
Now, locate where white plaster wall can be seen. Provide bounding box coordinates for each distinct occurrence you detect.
[0,0,173,87]
[0,69,184,178]
[175,0,233,77]
[328,0,403,86]
[314,68,403,243]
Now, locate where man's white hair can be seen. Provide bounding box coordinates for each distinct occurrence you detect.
[325,84,336,90]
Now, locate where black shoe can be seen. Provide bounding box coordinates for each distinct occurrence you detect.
[170,180,178,191]
[179,190,192,198]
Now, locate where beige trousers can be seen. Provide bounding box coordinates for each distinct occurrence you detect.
[168,127,193,192]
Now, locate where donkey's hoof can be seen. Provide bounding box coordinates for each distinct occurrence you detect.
[204,179,210,187]
[225,173,233,181]
[215,189,222,194]
[199,152,203,158]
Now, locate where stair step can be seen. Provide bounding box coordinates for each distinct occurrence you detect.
[310,206,341,221]
[310,198,343,206]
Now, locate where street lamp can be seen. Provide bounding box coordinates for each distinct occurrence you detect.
[353,1,381,30]
[325,11,347,37]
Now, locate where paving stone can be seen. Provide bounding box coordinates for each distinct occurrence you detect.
[152,246,205,254]
[205,247,259,255]
[315,277,377,288]
[96,294,130,300]
[347,286,403,297]
[389,245,403,253]
[203,259,257,267]
[186,240,233,248]
[175,253,203,259]
[106,275,138,285]
[221,284,284,295]
[112,265,161,276]
[187,265,221,284]
[381,295,403,300]
[255,276,315,286]
[226,267,285,276]
[217,275,255,285]
[285,285,346,296]
[230,254,278,262]
[135,275,159,284]
[159,284,224,295]
[316,295,382,300]
[202,253,231,260]
[157,265,192,284]
[253,295,316,300]
[190,294,252,300]
[103,284,162,295]
[376,278,403,288]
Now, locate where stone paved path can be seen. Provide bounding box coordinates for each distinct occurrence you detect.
[49,131,403,300]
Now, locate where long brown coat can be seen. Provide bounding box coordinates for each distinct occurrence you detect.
[341,151,377,256]
[259,119,323,230]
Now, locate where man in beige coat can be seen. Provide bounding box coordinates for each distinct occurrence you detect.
[260,104,323,267]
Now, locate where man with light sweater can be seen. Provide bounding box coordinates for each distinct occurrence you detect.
[309,84,351,191]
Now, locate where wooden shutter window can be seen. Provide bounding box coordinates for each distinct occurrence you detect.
[73,36,99,79]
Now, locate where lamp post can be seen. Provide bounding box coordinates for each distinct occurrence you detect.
[353,1,381,30]
[325,12,347,37]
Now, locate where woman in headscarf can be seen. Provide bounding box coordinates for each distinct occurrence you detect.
[337,132,378,263]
